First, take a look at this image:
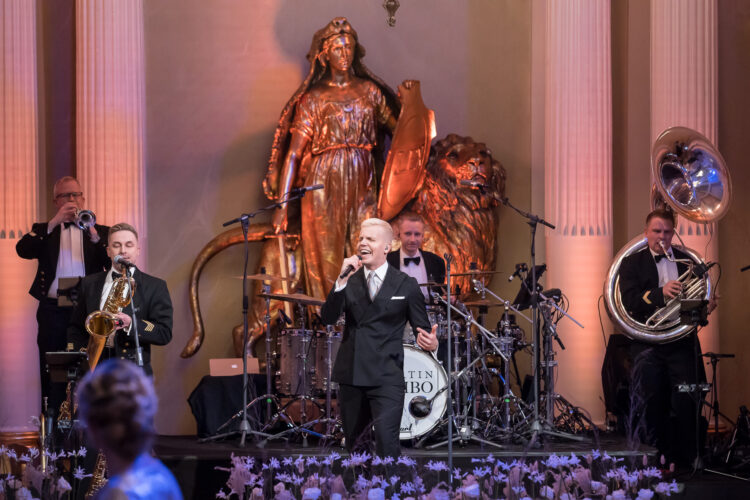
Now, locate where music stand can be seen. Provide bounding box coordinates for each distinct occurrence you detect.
[45,351,88,384]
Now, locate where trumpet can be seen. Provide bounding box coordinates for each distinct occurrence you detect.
[75,209,96,230]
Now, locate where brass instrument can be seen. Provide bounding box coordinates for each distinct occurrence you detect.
[85,452,108,499]
[604,127,730,343]
[84,271,135,370]
[75,209,96,230]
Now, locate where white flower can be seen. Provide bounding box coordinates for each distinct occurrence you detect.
[282,457,292,467]
[390,475,400,486]
[425,460,449,472]
[216,489,230,499]
[350,451,371,466]
[609,489,627,500]
[302,487,322,499]
[55,476,72,494]
[461,482,480,498]
[636,489,655,499]
[396,455,416,467]
[73,466,93,480]
[368,487,386,500]
[540,485,555,499]
[14,487,34,500]
[485,453,496,463]
[642,467,662,479]
[400,481,416,494]
[472,466,491,478]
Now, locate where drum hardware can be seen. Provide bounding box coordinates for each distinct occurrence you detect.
[449,270,506,277]
[257,291,325,307]
[232,273,296,281]
[202,272,292,445]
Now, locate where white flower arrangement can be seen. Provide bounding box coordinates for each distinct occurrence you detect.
[215,449,683,499]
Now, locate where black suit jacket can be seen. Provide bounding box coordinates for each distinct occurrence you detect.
[16,222,110,300]
[619,246,689,324]
[386,249,446,285]
[67,268,173,375]
[320,265,431,386]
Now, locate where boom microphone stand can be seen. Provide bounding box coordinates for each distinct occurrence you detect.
[217,185,322,446]
[500,196,583,445]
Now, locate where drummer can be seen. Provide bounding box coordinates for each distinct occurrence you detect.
[386,212,446,301]
[387,212,449,366]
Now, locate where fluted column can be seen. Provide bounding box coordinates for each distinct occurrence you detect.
[76,0,146,255]
[651,0,719,356]
[544,0,612,423]
[0,0,42,434]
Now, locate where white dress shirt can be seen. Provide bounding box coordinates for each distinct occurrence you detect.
[400,249,429,300]
[649,247,679,286]
[49,224,86,297]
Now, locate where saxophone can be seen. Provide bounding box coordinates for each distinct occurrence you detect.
[84,271,135,370]
[84,269,135,497]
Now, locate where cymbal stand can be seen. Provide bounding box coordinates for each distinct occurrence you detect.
[202,280,290,444]
[216,192,310,446]
[422,294,507,449]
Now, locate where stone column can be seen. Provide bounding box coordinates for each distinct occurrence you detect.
[76,0,146,256]
[651,0,719,356]
[544,0,613,424]
[0,0,43,438]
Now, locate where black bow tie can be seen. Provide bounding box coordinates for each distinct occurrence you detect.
[111,271,122,279]
[654,253,670,263]
[404,256,421,266]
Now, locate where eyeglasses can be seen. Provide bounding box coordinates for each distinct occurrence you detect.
[55,192,83,200]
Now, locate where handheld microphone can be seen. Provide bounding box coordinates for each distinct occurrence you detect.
[508,263,527,282]
[290,183,324,195]
[339,255,362,279]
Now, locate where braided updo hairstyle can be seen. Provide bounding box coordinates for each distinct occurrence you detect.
[76,359,157,462]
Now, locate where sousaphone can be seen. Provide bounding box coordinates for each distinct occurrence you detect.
[604,126,731,343]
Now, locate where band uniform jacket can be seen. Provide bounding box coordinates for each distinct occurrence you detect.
[387,249,446,286]
[619,246,690,325]
[67,268,173,375]
[16,222,110,300]
[320,265,431,387]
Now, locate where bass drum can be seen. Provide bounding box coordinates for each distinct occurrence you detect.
[400,344,449,440]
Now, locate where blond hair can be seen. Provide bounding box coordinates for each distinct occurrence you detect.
[360,217,393,242]
[110,222,139,241]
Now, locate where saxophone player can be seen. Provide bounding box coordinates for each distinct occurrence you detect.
[619,208,715,468]
[67,223,173,376]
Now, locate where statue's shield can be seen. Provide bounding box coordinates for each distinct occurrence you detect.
[378,81,436,221]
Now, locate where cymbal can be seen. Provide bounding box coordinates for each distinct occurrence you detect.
[450,270,505,277]
[234,273,296,282]
[257,292,324,307]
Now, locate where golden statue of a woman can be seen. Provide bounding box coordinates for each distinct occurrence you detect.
[264,17,401,299]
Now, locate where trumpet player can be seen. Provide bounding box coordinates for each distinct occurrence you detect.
[67,223,173,376]
[16,176,110,413]
[620,208,714,468]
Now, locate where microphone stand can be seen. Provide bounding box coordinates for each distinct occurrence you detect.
[500,196,583,445]
[444,253,454,487]
[219,190,310,447]
[123,264,143,369]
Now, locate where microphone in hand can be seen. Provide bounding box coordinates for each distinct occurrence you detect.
[339,255,362,279]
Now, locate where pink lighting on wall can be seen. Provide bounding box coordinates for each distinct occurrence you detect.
[76,0,146,263]
[651,0,719,357]
[544,0,612,424]
[0,0,43,434]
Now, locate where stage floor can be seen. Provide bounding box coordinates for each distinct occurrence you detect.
[154,433,750,499]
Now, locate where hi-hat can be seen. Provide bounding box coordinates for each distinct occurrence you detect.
[257,292,324,307]
[234,273,296,282]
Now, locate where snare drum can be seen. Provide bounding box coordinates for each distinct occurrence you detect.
[275,329,317,396]
[400,344,449,440]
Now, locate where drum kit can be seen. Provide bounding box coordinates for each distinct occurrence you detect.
[210,263,595,449]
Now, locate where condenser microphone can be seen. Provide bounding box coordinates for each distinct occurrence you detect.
[113,255,133,268]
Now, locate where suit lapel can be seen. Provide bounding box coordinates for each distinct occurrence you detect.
[90,272,108,311]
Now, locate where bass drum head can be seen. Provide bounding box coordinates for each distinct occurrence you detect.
[400,344,448,440]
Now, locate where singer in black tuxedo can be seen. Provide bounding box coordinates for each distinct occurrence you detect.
[321,218,438,457]
[619,210,709,466]
[67,223,172,376]
[16,177,110,411]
